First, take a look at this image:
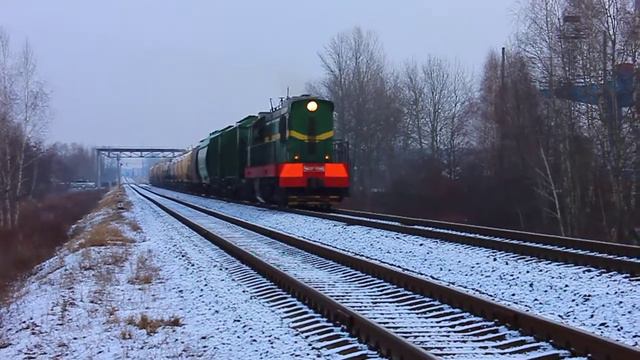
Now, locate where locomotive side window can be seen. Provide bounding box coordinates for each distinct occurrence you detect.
[253,117,266,144]
[279,115,287,142]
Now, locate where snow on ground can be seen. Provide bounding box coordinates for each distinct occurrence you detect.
[151,186,640,348]
[0,188,327,359]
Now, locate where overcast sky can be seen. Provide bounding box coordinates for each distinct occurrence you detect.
[0,1,518,148]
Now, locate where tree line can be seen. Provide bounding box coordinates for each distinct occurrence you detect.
[313,0,639,243]
[2,1,638,242]
[0,29,97,231]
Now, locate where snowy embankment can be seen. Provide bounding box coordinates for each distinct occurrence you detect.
[151,186,640,348]
[0,188,326,359]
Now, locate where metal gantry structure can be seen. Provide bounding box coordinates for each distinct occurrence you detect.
[95,147,185,187]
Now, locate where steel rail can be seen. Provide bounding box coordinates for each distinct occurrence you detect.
[131,185,434,360]
[284,208,640,276]
[332,208,640,259]
[136,185,640,360]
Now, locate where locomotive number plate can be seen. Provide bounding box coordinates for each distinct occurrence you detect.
[303,165,325,173]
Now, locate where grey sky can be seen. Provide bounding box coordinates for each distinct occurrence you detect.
[1,0,517,148]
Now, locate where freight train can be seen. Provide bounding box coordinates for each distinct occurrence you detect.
[149,95,350,206]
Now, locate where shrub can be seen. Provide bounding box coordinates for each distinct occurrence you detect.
[128,252,160,285]
[125,313,182,335]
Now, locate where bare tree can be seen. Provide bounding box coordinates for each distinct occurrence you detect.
[537,146,566,235]
[438,60,474,179]
[399,56,473,179]
[12,41,49,226]
[0,28,15,229]
[318,27,401,193]
[0,28,49,229]
[477,50,530,228]
[400,60,427,150]
[514,0,639,240]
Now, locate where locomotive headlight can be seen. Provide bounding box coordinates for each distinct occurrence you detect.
[306,101,318,112]
[324,154,330,160]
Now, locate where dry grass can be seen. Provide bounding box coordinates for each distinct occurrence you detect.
[97,187,132,212]
[128,252,160,285]
[58,297,74,323]
[106,306,120,325]
[127,220,142,233]
[61,269,76,292]
[0,314,8,349]
[67,188,140,252]
[125,313,182,335]
[94,267,116,287]
[73,223,132,250]
[107,305,118,317]
[103,248,130,267]
[0,189,105,299]
[79,249,96,271]
[120,328,133,340]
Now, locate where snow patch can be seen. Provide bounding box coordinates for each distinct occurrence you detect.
[0,188,327,359]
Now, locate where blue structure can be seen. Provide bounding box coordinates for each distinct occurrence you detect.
[541,63,635,109]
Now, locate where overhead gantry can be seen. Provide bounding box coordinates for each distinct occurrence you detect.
[95,147,185,187]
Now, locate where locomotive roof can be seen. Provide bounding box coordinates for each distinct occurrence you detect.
[267,94,325,114]
[237,115,258,127]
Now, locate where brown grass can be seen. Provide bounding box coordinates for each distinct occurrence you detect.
[104,305,121,326]
[58,297,73,323]
[103,248,130,267]
[128,252,160,285]
[63,189,142,251]
[97,188,132,212]
[94,267,116,287]
[0,189,105,301]
[127,220,142,233]
[79,250,96,271]
[68,187,138,237]
[0,314,8,349]
[67,188,140,252]
[61,269,76,291]
[72,223,132,251]
[125,313,182,335]
[107,305,118,316]
[120,328,133,340]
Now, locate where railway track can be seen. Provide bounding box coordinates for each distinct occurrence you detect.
[132,185,640,360]
[144,185,640,277]
[332,209,640,259]
[210,244,381,359]
[286,208,640,277]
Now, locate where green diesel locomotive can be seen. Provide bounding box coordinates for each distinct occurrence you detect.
[149,95,350,206]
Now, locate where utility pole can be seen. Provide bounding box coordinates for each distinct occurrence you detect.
[96,149,102,189]
[500,47,506,88]
[117,153,122,187]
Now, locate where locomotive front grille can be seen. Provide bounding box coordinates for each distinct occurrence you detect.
[308,178,324,188]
